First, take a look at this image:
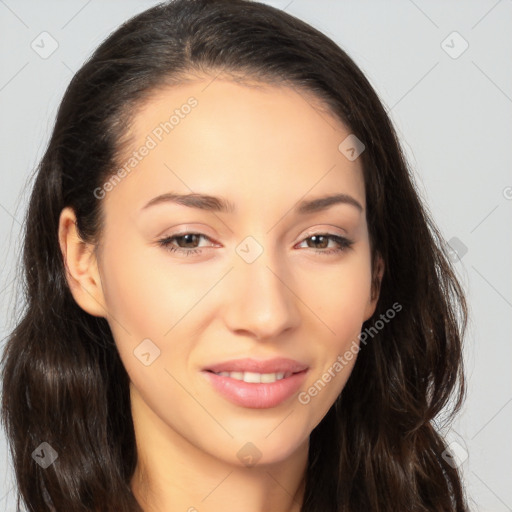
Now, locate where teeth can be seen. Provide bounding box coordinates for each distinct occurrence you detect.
[215,371,289,383]
[244,371,261,383]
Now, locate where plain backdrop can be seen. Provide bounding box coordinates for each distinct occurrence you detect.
[0,1,511,510]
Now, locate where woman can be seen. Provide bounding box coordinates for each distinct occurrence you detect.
[1,0,469,510]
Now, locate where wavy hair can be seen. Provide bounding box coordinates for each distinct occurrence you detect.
[1,0,468,510]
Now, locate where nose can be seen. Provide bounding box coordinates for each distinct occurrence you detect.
[222,249,301,341]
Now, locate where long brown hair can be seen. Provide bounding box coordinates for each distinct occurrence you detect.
[1,1,468,510]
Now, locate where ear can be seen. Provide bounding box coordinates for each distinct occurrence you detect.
[363,252,385,321]
[58,207,107,317]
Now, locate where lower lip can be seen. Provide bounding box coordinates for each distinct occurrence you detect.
[202,370,309,409]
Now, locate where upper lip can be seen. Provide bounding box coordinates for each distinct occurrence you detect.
[203,357,308,374]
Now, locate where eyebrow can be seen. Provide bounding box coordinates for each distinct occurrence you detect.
[140,192,363,214]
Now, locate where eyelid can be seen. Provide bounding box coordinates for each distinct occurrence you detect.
[297,225,348,240]
[156,223,217,239]
[162,232,220,248]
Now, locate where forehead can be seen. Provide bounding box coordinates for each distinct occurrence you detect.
[104,78,366,218]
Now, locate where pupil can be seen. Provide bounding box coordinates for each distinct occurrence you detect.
[310,235,327,249]
[181,234,198,248]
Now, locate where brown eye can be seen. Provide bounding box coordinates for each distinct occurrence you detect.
[157,233,214,256]
[298,234,354,255]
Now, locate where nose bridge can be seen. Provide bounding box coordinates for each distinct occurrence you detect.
[223,235,300,339]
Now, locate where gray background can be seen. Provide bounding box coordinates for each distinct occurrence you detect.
[0,1,511,510]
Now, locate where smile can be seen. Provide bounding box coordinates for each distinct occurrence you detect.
[202,368,309,409]
[211,371,292,383]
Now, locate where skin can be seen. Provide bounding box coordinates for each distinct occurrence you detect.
[58,77,384,512]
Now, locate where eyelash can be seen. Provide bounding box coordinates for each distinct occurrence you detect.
[157,232,354,257]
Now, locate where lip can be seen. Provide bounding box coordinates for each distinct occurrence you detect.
[203,357,308,374]
[201,358,309,409]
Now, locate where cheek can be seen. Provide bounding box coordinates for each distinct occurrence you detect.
[98,241,202,417]
[297,250,373,408]
[99,234,206,337]
[98,234,226,388]
[101,255,166,335]
[301,250,373,338]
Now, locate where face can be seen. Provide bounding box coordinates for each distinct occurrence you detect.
[64,78,383,467]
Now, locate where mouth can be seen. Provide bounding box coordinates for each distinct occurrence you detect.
[201,358,309,409]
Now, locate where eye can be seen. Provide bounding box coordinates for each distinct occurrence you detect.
[157,233,216,256]
[296,233,354,255]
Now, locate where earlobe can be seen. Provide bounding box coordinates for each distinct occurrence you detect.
[364,253,385,321]
[58,207,107,317]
